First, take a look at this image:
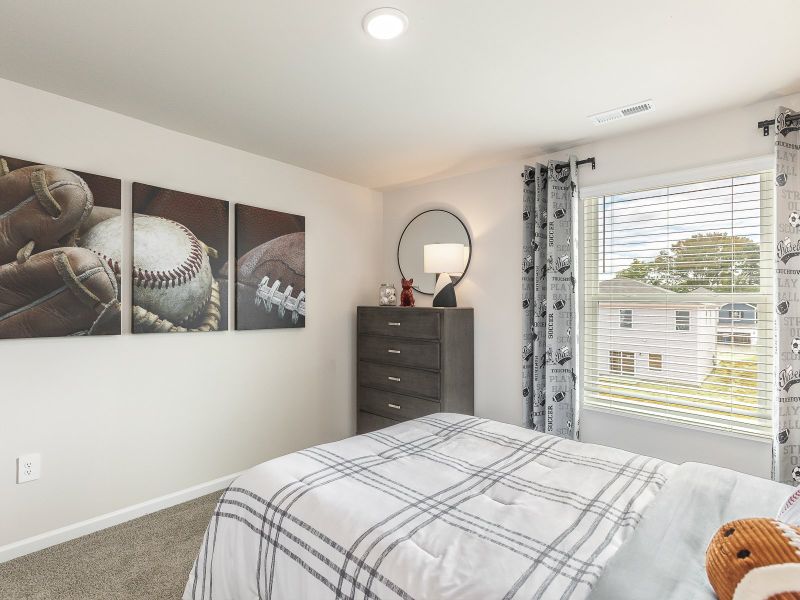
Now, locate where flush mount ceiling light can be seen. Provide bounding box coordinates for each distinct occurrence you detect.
[363,8,408,40]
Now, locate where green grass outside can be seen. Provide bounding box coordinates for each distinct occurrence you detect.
[596,355,761,421]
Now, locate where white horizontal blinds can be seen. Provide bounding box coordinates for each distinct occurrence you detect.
[582,171,774,437]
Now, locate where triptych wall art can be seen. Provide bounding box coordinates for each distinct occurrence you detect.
[0,155,306,340]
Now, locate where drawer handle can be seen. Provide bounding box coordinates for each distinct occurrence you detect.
[387,376,401,382]
[387,349,401,354]
[387,403,401,410]
[387,322,401,326]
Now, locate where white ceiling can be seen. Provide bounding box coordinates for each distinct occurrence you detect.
[0,1,798,190]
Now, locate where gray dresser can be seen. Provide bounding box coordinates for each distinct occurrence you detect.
[357,306,474,434]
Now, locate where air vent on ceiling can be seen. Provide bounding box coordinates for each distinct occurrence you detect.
[589,100,655,125]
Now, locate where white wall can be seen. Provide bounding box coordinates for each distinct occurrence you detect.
[382,93,800,478]
[0,79,382,547]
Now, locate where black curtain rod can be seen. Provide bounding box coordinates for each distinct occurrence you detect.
[520,157,596,179]
[757,113,800,136]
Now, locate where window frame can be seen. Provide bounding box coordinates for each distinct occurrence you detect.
[648,353,663,371]
[577,157,774,442]
[619,308,633,328]
[609,350,635,375]
[675,310,691,332]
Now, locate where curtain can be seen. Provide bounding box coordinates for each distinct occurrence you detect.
[775,106,800,485]
[522,156,578,438]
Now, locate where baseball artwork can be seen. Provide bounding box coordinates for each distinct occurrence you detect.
[0,155,122,340]
[234,204,305,330]
[117,183,228,334]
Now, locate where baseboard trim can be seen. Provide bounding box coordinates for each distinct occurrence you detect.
[0,472,240,564]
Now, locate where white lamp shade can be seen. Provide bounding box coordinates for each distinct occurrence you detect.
[424,243,465,274]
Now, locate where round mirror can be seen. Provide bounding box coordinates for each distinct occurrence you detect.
[397,210,472,295]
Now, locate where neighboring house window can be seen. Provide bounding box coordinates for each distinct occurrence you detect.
[649,353,662,370]
[610,351,635,374]
[583,168,774,438]
[717,332,752,345]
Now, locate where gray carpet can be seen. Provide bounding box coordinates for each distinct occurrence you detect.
[0,492,220,600]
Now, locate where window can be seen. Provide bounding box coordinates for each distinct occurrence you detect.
[610,351,635,374]
[649,353,662,370]
[717,332,752,345]
[583,169,773,437]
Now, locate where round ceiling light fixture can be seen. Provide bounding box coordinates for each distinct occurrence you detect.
[363,8,408,40]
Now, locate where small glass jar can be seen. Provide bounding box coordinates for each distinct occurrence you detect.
[379,283,397,306]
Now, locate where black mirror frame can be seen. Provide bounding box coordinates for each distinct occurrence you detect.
[397,209,472,295]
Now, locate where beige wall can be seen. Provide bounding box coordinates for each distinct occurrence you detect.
[0,79,382,546]
[382,93,800,478]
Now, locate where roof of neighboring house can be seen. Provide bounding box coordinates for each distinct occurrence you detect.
[598,277,676,294]
[598,278,722,307]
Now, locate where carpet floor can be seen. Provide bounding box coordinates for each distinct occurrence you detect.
[0,492,219,600]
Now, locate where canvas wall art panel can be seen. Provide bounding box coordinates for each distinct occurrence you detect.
[118,183,228,333]
[0,155,121,339]
[234,204,305,330]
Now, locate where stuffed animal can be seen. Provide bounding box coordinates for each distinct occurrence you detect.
[706,518,800,600]
[400,278,415,307]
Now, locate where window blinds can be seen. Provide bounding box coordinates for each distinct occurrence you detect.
[582,171,774,437]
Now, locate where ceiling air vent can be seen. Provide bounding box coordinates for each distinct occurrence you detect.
[589,100,654,126]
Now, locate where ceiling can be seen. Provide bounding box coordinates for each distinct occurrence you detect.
[0,1,798,190]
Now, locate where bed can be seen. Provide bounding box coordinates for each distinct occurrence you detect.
[184,413,790,600]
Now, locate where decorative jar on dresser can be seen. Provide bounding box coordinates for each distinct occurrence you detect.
[356,306,474,434]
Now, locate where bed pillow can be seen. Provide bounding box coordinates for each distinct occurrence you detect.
[706,518,800,600]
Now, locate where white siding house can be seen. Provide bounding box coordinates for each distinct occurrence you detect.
[594,279,719,385]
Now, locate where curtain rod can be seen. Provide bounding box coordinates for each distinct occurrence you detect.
[757,113,800,136]
[520,157,596,179]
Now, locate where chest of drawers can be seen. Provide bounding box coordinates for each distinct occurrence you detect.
[356,306,474,434]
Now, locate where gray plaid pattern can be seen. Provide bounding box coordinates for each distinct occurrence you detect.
[185,414,674,600]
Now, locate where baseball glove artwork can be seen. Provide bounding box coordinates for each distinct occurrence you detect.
[233,204,305,330]
[0,156,121,339]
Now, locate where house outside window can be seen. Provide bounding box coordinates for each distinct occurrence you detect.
[582,167,773,438]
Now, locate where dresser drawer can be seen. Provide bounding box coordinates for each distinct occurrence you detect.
[358,361,440,399]
[358,308,440,340]
[359,387,440,421]
[358,335,440,370]
[357,410,400,434]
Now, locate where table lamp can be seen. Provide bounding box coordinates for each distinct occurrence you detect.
[424,243,464,307]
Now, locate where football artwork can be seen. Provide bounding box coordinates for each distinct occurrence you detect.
[233,204,305,330]
[116,184,227,333]
[0,155,122,339]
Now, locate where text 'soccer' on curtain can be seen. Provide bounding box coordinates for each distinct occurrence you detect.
[775,106,800,486]
[522,156,578,439]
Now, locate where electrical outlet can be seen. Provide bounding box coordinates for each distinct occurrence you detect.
[17,453,41,484]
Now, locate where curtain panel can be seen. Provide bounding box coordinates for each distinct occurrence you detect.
[522,156,578,439]
[775,106,800,485]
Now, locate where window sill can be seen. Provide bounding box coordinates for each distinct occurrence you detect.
[581,402,772,445]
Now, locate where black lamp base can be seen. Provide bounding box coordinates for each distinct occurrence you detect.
[432,273,457,307]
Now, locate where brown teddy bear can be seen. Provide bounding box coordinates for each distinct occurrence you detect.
[706,518,800,599]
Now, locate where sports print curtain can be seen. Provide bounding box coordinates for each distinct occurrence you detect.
[775,106,800,486]
[522,156,578,438]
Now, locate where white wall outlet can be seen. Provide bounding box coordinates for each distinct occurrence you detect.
[17,453,41,484]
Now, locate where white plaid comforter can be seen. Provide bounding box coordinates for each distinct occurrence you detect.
[185,414,675,600]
